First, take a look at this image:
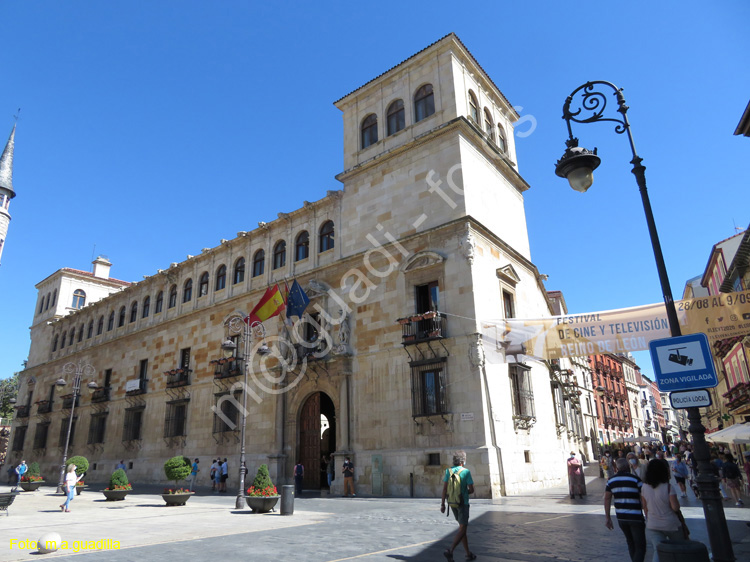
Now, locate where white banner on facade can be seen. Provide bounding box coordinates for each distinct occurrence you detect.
[482,289,750,362]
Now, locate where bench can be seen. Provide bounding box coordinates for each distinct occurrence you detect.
[0,492,19,516]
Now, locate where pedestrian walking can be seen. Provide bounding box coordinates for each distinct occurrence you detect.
[326,455,334,488]
[6,463,15,485]
[14,460,27,488]
[59,463,83,512]
[722,453,744,506]
[220,457,228,492]
[214,459,222,492]
[601,451,614,480]
[567,451,585,499]
[604,457,646,562]
[440,450,476,562]
[294,461,304,496]
[189,458,200,492]
[641,459,688,561]
[671,455,690,497]
[116,459,127,472]
[342,456,355,497]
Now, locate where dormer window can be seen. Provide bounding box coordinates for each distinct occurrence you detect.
[414,84,435,122]
[387,100,405,136]
[361,114,378,149]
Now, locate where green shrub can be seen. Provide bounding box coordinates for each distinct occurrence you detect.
[110,468,129,488]
[164,456,192,487]
[67,455,89,476]
[28,462,41,476]
[251,464,274,490]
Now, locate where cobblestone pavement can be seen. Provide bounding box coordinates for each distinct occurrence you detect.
[1,475,748,561]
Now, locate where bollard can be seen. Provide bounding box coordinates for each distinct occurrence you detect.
[280,485,294,516]
[656,540,709,562]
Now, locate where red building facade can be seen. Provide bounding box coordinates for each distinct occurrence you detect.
[591,353,633,446]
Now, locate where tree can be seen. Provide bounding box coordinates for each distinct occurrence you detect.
[0,372,20,419]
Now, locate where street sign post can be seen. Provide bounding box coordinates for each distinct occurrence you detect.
[669,389,712,409]
[649,333,718,392]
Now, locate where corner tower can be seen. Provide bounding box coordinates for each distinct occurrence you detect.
[0,124,17,266]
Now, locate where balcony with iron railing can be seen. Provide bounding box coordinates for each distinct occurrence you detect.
[723,381,750,411]
[211,357,244,379]
[165,368,191,388]
[61,394,80,409]
[397,311,446,345]
[15,405,30,418]
[36,400,53,414]
[91,387,110,403]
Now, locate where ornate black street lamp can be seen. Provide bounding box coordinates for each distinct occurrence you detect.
[55,360,97,494]
[555,81,734,561]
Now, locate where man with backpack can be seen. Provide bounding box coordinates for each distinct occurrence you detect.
[440,451,476,562]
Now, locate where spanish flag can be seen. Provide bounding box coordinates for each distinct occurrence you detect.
[245,284,286,325]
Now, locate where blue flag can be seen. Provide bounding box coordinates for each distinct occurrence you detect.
[286,280,310,319]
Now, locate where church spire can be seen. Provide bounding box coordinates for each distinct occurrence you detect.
[0,124,16,198]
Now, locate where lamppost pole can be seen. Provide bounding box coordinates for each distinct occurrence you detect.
[555,81,734,561]
[223,316,267,510]
[56,360,96,494]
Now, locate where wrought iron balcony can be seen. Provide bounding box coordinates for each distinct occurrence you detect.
[211,358,244,379]
[723,382,750,411]
[15,405,30,418]
[36,400,52,414]
[397,311,446,345]
[125,378,146,396]
[165,368,191,388]
[91,387,110,403]
[61,394,80,409]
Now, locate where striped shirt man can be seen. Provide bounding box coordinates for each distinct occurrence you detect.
[605,471,644,521]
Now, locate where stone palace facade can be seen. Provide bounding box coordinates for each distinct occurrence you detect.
[10,34,588,497]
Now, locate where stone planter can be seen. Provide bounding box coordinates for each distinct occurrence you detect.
[161,492,194,506]
[76,485,87,496]
[19,481,44,492]
[102,489,130,501]
[245,495,280,513]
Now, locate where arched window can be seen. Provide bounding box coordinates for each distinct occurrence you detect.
[142,296,150,318]
[118,306,126,327]
[414,84,435,122]
[87,320,94,339]
[97,316,104,335]
[51,289,57,307]
[60,331,66,349]
[199,272,209,297]
[72,289,86,309]
[234,258,245,284]
[52,335,58,352]
[319,220,334,252]
[183,279,193,303]
[252,251,264,278]
[107,312,115,331]
[130,301,138,323]
[44,293,50,311]
[386,100,405,136]
[295,231,310,261]
[78,324,84,342]
[38,296,45,314]
[468,91,478,123]
[361,114,378,149]
[273,241,287,270]
[216,265,227,291]
[497,124,507,153]
[155,291,164,313]
[168,285,177,308]
[484,108,495,142]
[69,329,75,346]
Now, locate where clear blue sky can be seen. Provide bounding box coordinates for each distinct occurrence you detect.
[1,1,748,380]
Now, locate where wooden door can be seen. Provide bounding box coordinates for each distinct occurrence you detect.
[299,393,321,490]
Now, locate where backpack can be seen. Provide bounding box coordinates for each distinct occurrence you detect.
[723,462,741,480]
[446,467,465,513]
[295,464,303,477]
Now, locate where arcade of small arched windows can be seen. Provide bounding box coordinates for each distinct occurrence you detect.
[47,221,335,355]
[360,84,436,150]
[467,89,507,154]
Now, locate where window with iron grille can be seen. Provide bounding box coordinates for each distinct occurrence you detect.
[410,359,448,417]
[12,426,27,451]
[510,363,535,420]
[164,400,188,438]
[551,383,566,427]
[33,422,50,449]
[123,407,144,441]
[59,416,77,448]
[213,391,241,433]
[87,412,107,444]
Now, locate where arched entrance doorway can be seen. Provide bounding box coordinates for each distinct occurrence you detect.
[299,392,336,490]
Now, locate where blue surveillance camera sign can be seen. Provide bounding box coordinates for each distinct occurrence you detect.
[649,333,718,392]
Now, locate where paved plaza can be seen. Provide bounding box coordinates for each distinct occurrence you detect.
[1,474,749,561]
